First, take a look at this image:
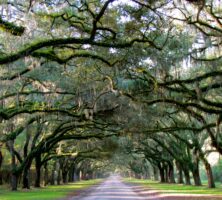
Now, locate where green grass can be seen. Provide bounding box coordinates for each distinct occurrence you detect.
[124,178,222,195]
[0,179,102,200]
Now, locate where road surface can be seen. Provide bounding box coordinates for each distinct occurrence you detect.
[71,176,222,200]
[75,175,147,200]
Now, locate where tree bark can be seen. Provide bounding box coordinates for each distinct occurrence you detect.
[0,150,3,185]
[22,164,31,189]
[158,163,165,183]
[8,140,18,190]
[192,150,202,186]
[57,161,61,185]
[11,173,18,191]
[22,129,32,189]
[73,167,80,182]
[153,166,159,181]
[62,170,68,184]
[43,162,48,186]
[183,168,191,185]
[57,169,61,185]
[168,162,176,183]
[35,155,41,187]
[50,162,56,185]
[192,167,202,186]
[77,169,81,181]
[164,165,169,183]
[199,153,215,188]
[204,160,215,188]
[68,169,73,182]
[176,162,184,184]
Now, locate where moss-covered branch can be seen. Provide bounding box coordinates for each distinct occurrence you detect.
[0,16,25,36]
[142,123,216,135]
[1,117,39,142]
[0,104,80,120]
[31,51,113,66]
[0,37,161,65]
[160,70,222,85]
[0,90,76,101]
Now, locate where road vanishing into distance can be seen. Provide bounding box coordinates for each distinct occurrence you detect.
[75,175,147,200]
[70,176,222,200]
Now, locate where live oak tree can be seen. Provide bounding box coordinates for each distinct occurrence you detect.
[1,0,222,191]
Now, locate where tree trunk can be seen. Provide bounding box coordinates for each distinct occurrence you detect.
[158,163,165,183]
[183,168,191,185]
[22,164,31,189]
[176,162,184,184]
[0,150,3,185]
[22,129,32,189]
[68,166,74,182]
[50,162,56,185]
[43,163,48,186]
[68,170,73,182]
[153,166,159,181]
[57,161,61,185]
[192,149,202,186]
[11,173,18,191]
[57,169,61,185]
[204,161,215,188]
[192,167,202,186]
[199,153,215,188]
[73,167,79,182]
[62,170,68,184]
[77,169,81,181]
[8,140,18,191]
[164,166,169,183]
[145,168,151,179]
[35,155,41,187]
[22,158,33,189]
[0,101,4,184]
[168,162,175,183]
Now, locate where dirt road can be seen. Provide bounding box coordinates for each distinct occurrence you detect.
[74,175,146,200]
[70,176,222,200]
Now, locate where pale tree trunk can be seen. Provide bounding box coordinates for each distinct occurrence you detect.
[153,166,159,181]
[199,151,215,188]
[202,158,215,188]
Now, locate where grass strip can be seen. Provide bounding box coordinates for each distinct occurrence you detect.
[0,179,102,200]
[124,178,222,195]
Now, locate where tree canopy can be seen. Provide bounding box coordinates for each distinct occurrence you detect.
[0,0,222,191]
